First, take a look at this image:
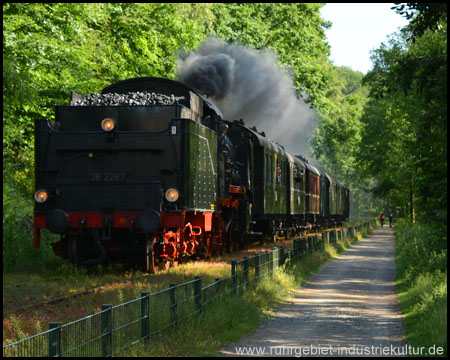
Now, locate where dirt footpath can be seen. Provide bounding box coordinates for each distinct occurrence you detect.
[220,227,406,357]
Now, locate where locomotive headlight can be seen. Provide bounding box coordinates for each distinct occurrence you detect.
[165,188,179,202]
[101,118,116,132]
[34,189,49,203]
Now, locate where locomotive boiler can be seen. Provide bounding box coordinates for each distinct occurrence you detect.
[33,77,349,272]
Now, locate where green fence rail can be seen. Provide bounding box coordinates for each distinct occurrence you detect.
[3,221,375,357]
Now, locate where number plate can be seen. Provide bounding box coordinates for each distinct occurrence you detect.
[89,172,125,183]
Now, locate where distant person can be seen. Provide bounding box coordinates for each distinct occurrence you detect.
[380,213,385,227]
[389,213,393,228]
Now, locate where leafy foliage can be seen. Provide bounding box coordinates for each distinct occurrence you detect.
[391,3,447,41]
[311,66,377,218]
[360,17,447,224]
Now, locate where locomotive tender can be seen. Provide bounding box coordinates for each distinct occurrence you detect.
[33,77,349,272]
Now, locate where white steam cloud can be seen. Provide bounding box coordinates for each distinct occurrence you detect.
[176,37,317,156]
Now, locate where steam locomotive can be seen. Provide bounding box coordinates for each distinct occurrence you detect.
[33,77,349,272]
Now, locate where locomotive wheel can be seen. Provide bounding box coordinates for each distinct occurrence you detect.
[160,260,171,271]
[203,234,213,259]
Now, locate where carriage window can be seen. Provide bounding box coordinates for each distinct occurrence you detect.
[279,160,284,185]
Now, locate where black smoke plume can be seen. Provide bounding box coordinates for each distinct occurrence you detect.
[176,37,317,156]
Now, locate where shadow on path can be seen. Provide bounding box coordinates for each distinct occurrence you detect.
[220,227,405,357]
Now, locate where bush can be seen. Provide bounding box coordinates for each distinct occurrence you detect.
[394,218,447,354]
[3,162,61,272]
[395,219,447,286]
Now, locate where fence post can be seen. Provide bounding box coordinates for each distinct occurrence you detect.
[215,278,221,301]
[272,247,278,271]
[279,246,285,267]
[169,284,177,326]
[141,292,150,341]
[300,237,305,256]
[101,304,112,357]
[243,257,249,287]
[269,250,274,275]
[194,276,202,315]
[254,253,260,281]
[48,322,62,357]
[264,251,269,276]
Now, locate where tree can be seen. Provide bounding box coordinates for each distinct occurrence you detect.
[210,3,333,108]
[360,19,446,224]
[391,3,447,41]
[311,66,375,218]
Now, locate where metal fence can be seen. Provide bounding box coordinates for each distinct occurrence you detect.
[3,221,375,357]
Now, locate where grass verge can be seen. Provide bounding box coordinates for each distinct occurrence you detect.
[2,261,231,345]
[394,219,447,356]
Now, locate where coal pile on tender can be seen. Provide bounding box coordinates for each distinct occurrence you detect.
[72,91,187,106]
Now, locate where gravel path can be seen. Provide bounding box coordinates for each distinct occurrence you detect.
[220,227,406,357]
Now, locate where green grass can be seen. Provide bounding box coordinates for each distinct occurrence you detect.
[394,219,447,356]
[123,272,293,357]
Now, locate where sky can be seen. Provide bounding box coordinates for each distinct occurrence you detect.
[320,3,410,74]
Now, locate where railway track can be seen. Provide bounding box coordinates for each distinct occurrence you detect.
[3,285,107,317]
